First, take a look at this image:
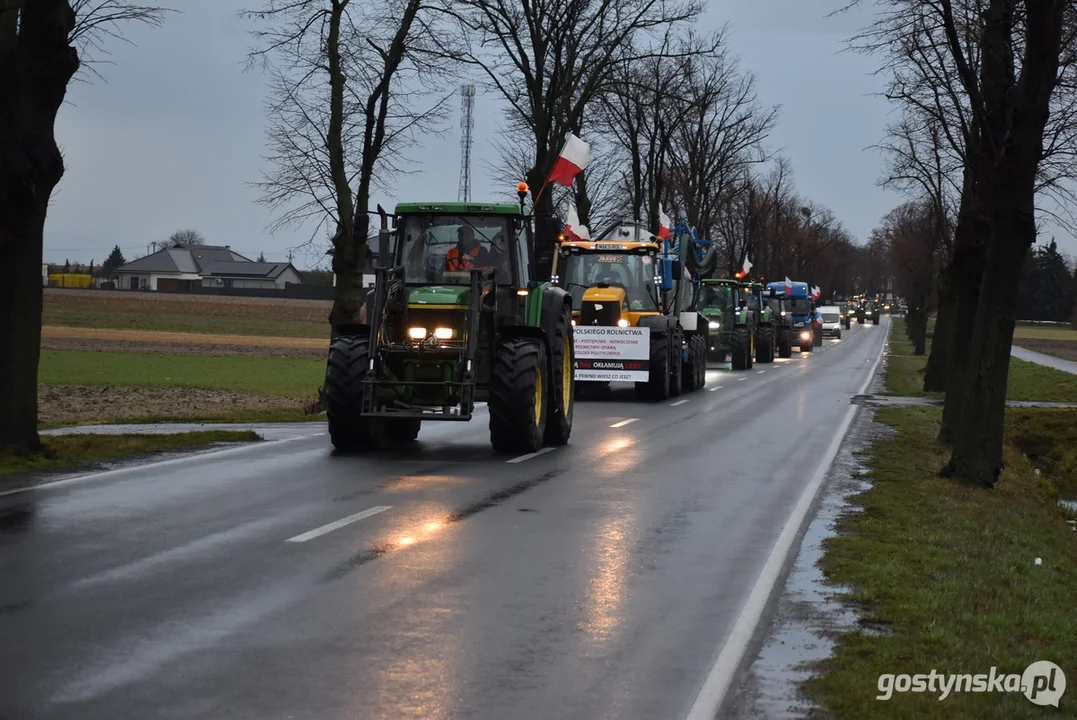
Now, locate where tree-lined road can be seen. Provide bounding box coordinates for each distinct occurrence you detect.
[0,320,889,720]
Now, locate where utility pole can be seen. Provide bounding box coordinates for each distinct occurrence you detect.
[458,84,475,202]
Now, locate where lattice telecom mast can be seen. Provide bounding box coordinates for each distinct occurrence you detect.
[458,84,476,202]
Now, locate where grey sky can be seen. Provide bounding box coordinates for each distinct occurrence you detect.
[44,0,1077,269]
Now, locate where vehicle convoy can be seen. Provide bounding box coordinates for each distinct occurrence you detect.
[698,278,757,369]
[324,194,576,455]
[764,281,815,352]
[817,304,843,338]
[554,219,707,399]
[863,299,880,325]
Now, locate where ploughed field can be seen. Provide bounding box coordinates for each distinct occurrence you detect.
[38,289,332,427]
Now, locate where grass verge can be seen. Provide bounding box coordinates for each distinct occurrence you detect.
[807,406,1077,718]
[883,318,1077,402]
[0,430,260,477]
[38,349,324,397]
[37,407,324,430]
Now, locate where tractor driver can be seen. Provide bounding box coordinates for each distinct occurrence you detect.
[592,262,626,287]
[446,225,491,271]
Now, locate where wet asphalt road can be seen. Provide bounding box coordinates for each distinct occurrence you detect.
[0,319,889,720]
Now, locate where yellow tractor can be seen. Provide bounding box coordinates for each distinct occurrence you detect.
[552,220,707,401]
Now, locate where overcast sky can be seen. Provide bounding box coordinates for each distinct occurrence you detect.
[44,0,1077,269]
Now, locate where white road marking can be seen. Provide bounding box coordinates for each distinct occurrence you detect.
[610,418,638,428]
[685,324,888,720]
[286,506,391,543]
[756,370,766,374]
[507,446,557,464]
[0,433,321,497]
[737,377,748,382]
[708,385,723,392]
[670,399,690,407]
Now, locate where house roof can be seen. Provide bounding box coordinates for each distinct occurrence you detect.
[201,261,298,279]
[117,245,251,274]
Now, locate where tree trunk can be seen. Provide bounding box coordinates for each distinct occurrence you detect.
[906,298,928,355]
[923,263,955,391]
[0,1,79,453]
[945,203,1033,486]
[937,200,989,443]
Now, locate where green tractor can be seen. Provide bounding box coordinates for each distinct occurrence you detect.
[760,286,794,358]
[697,278,756,370]
[740,280,776,364]
[324,197,575,455]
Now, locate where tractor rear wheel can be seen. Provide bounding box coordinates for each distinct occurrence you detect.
[755,324,775,363]
[669,328,684,396]
[777,328,793,358]
[544,305,574,446]
[691,335,707,389]
[325,335,384,452]
[490,337,549,455]
[682,334,699,391]
[730,327,752,370]
[637,330,670,401]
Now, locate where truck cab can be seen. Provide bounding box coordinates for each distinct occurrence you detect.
[764,281,815,352]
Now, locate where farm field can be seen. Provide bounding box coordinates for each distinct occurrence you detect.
[38,289,332,426]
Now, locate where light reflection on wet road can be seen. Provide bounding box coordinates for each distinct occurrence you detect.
[0,320,889,720]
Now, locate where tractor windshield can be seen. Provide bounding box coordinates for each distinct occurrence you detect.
[561,251,657,310]
[698,284,735,312]
[397,214,513,285]
[787,297,812,315]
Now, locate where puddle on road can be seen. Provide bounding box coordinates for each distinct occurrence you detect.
[726,407,895,719]
[1059,497,1077,514]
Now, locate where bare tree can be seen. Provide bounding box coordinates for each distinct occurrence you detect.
[244,0,454,325]
[0,1,167,454]
[448,0,705,278]
[168,228,205,247]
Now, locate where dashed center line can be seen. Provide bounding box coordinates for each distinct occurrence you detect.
[738,377,748,382]
[286,506,391,543]
[709,385,723,392]
[610,418,638,428]
[756,370,766,374]
[507,447,557,464]
[670,399,690,407]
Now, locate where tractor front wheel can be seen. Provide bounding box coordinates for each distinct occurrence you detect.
[777,328,793,358]
[690,335,707,389]
[490,337,549,455]
[325,335,384,452]
[730,327,752,370]
[669,328,684,396]
[755,325,775,363]
[637,330,670,401]
[544,305,574,446]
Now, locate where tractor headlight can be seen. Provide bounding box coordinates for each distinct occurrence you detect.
[433,327,454,340]
[709,321,720,329]
[780,311,787,317]
[617,319,630,327]
[408,327,427,340]
[800,331,811,340]
[571,319,576,326]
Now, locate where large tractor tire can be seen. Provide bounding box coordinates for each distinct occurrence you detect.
[692,335,707,389]
[669,328,684,397]
[325,335,384,452]
[543,305,574,446]
[490,337,549,455]
[730,326,753,370]
[755,324,775,363]
[871,314,879,325]
[637,328,670,401]
[681,333,702,391]
[777,328,793,358]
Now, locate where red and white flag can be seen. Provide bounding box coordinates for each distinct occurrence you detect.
[811,285,822,300]
[548,132,591,187]
[784,277,793,296]
[563,203,590,241]
[741,256,753,276]
[658,203,672,240]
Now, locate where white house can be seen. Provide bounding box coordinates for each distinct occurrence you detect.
[115,245,253,291]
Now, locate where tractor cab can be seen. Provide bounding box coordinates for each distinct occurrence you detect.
[556,221,664,327]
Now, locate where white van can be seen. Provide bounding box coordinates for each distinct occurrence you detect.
[817,305,843,338]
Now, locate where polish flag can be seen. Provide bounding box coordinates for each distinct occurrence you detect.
[811,285,822,300]
[784,277,793,295]
[658,204,672,240]
[741,256,753,276]
[548,132,591,187]
[563,203,590,241]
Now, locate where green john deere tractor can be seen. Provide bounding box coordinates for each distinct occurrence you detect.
[697,278,756,370]
[324,197,575,455]
[740,280,775,364]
